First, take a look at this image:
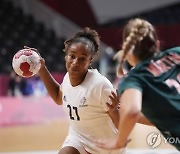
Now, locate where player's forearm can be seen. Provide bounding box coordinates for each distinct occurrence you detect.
[39,66,62,105]
[117,89,141,145]
[117,110,139,147]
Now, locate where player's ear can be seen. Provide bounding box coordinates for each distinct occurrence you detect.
[90,57,93,65]
[88,58,93,69]
[156,40,160,50]
[65,55,67,61]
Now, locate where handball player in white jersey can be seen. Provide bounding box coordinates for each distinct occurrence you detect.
[36,28,126,154]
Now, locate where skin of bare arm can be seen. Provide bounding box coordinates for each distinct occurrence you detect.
[96,88,142,150]
[116,88,142,147]
[107,90,153,128]
[38,58,63,105]
[23,46,63,105]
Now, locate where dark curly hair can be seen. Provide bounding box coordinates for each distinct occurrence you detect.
[63,27,100,58]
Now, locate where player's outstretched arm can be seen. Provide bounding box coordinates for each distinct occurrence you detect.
[107,89,153,128]
[96,88,141,150]
[39,63,63,105]
[24,46,63,105]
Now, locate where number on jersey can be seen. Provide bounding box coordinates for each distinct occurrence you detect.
[67,105,80,121]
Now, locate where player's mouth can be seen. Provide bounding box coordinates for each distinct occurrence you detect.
[70,67,79,72]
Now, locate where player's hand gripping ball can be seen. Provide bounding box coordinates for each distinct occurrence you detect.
[12,49,41,78]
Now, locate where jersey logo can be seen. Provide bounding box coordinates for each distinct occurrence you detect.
[79,97,88,107]
[63,95,67,102]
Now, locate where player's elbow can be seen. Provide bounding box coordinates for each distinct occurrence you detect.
[55,100,62,105]
[127,109,140,118]
[55,89,63,105]
[121,103,141,117]
[122,107,141,123]
[55,97,63,105]
[120,107,140,125]
[53,94,63,105]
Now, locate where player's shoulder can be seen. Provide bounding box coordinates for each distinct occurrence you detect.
[88,69,112,86]
[62,72,69,85]
[63,72,68,80]
[164,46,180,54]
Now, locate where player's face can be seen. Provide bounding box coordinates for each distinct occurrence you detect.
[65,42,92,78]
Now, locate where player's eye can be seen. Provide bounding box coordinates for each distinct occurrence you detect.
[79,57,86,62]
[68,55,75,60]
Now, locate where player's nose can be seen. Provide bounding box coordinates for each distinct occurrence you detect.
[72,58,79,65]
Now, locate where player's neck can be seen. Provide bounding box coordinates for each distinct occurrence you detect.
[69,72,87,87]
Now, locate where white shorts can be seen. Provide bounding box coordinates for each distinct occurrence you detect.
[61,128,126,154]
[62,135,89,154]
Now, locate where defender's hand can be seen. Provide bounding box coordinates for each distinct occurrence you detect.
[107,90,120,116]
[95,138,131,150]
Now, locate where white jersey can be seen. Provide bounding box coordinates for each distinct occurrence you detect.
[61,69,126,154]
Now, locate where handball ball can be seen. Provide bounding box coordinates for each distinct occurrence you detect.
[12,49,41,78]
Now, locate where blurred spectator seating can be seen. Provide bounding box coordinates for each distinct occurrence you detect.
[0,0,66,74]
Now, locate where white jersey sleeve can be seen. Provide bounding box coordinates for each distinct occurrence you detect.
[90,74,115,111]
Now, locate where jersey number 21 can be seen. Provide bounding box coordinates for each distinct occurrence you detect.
[67,104,80,121]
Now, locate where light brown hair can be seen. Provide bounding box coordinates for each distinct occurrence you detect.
[117,18,159,76]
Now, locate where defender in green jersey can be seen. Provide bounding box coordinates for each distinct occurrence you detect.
[96,18,180,151]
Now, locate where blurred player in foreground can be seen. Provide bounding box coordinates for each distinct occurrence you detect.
[96,18,180,151]
[29,28,126,154]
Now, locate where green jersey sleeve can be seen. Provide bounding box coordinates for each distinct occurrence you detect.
[118,76,143,95]
[166,47,180,54]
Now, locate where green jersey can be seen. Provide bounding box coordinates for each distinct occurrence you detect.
[118,47,180,150]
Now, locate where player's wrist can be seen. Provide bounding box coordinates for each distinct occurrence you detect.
[59,83,62,91]
[38,65,49,76]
